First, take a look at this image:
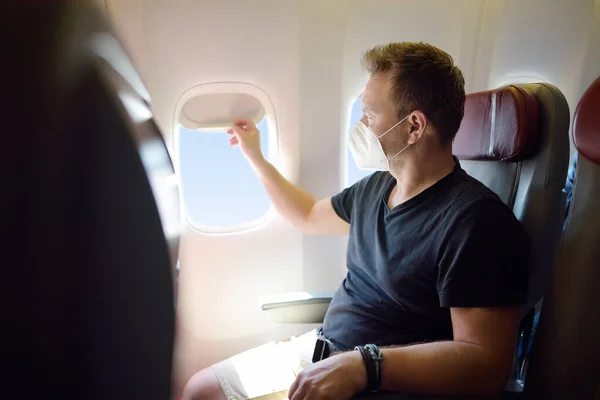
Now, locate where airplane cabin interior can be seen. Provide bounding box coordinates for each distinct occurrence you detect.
[2,1,600,399]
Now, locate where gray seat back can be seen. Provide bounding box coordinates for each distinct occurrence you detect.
[453,83,570,317]
[525,76,600,400]
[1,3,177,400]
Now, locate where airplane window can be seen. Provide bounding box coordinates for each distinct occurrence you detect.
[178,117,272,231]
[346,96,373,187]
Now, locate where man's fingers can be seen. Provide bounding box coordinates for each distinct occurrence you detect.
[229,136,239,146]
[234,119,258,131]
[290,384,307,400]
[231,124,247,136]
[288,376,300,399]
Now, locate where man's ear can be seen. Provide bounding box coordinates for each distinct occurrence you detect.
[407,111,427,144]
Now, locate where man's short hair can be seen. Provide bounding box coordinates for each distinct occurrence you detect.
[362,42,466,145]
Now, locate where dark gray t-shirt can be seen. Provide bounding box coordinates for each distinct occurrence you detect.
[322,160,529,351]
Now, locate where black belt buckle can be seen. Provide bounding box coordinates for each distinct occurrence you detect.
[312,336,331,363]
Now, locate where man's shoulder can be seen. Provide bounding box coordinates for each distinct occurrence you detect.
[436,171,530,309]
[444,169,526,236]
[447,169,506,211]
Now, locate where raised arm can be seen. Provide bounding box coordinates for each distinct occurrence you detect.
[228,120,349,235]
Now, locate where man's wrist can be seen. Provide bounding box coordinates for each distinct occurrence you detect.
[354,344,384,392]
[342,350,368,393]
[249,155,269,173]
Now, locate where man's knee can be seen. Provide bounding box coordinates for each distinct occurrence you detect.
[181,367,227,400]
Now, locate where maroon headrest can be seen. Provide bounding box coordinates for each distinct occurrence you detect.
[453,85,539,162]
[574,76,600,165]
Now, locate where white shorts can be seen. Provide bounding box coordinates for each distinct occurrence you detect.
[211,329,319,400]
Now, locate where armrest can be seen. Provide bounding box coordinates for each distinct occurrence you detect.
[355,391,518,399]
[259,292,334,324]
[352,380,523,399]
[354,393,451,399]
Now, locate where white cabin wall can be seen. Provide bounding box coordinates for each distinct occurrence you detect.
[109,0,600,393]
[473,0,598,156]
[476,0,593,93]
[297,0,350,292]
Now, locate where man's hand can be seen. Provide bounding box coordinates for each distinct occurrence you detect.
[227,119,264,164]
[288,351,367,400]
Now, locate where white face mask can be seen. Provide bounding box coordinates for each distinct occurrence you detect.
[349,114,411,170]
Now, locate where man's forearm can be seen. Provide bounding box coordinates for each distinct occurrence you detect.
[375,341,510,396]
[250,157,316,229]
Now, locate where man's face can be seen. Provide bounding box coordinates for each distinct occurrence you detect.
[361,72,409,156]
[360,72,399,136]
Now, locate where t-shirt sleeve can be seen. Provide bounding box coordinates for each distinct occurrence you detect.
[436,199,530,308]
[331,172,377,223]
[330,184,357,223]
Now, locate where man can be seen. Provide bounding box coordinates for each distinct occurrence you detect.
[183,42,529,400]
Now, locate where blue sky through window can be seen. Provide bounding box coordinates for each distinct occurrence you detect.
[178,118,271,229]
[178,97,372,229]
[346,96,373,187]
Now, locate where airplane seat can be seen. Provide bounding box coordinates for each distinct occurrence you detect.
[2,3,177,400]
[454,83,571,389]
[454,83,570,323]
[523,75,600,400]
